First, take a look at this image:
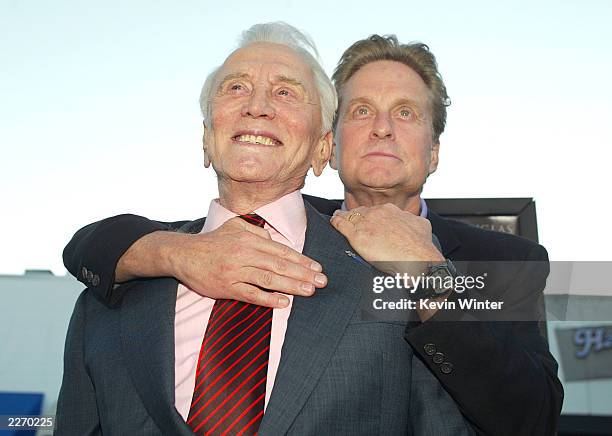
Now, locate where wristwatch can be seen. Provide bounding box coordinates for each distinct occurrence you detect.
[413,259,458,299]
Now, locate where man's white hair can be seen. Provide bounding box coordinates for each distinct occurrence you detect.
[199,22,337,134]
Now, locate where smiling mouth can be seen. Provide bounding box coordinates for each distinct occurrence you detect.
[232,134,282,146]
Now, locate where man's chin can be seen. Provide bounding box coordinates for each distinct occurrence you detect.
[223,158,276,177]
[223,167,290,185]
[357,175,403,191]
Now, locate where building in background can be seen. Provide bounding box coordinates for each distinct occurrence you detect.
[0,270,82,432]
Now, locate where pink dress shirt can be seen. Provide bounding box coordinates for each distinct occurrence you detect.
[173,190,307,420]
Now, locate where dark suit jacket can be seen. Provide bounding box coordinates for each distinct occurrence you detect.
[56,201,474,435]
[61,195,563,435]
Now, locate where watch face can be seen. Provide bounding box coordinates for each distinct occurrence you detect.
[431,267,454,293]
[432,269,447,279]
[412,261,457,299]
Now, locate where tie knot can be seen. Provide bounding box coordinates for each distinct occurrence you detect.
[239,213,266,228]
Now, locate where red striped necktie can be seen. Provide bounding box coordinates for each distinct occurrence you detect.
[187,213,272,436]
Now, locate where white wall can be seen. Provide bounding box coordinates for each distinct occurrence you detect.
[0,273,83,415]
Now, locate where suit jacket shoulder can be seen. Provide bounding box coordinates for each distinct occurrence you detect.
[428,211,547,262]
[302,194,341,216]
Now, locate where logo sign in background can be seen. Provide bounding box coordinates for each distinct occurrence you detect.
[555,326,612,382]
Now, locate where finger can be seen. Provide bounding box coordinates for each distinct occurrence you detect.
[243,223,272,239]
[233,283,290,308]
[330,213,356,238]
[248,253,327,289]
[226,216,273,240]
[333,206,367,218]
[245,235,323,272]
[333,208,366,228]
[332,209,350,218]
[241,266,318,296]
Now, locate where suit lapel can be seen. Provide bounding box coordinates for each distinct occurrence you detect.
[120,278,193,435]
[302,194,341,215]
[120,218,206,436]
[259,202,377,435]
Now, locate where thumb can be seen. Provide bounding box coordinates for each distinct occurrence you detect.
[227,216,271,240]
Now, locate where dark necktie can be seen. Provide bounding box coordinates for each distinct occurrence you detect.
[187,214,272,436]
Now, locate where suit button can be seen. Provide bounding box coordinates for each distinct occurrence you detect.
[424,343,436,356]
[433,352,445,364]
[81,267,89,280]
[440,362,454,374]
[86,270,94,281]
[92,275,100,286]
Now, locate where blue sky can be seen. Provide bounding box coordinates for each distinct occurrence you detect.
[1,0,611,274]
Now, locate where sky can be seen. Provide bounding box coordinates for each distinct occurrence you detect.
[1,0,611,275]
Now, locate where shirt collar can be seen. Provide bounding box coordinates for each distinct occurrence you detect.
[340,198,428,218]
[201,190,306,246]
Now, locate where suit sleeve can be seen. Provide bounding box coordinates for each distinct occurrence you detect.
[55,291,102,436]
[404,245,563,436]
[63,214,186,305]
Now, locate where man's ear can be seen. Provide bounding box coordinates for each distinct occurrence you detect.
[311,131,333,176]
[428,141,440,175]
[330,139,338,170]
[202,122,211,168]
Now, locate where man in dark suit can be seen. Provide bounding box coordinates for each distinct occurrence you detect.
[61,33,563,434]
[56,23,475,435]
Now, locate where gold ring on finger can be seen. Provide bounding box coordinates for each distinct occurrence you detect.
[347,212,363,222]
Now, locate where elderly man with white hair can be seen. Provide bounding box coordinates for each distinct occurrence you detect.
[55,23,474,436]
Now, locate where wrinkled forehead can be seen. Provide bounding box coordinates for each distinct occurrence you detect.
[341,60,432,111]
[217,42,318,95]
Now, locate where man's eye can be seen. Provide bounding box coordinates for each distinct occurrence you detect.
[230,84,243,91]
[399,108,412,117]
[356,107,368,115]
[277,88,292,97]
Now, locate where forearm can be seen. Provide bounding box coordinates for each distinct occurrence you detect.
[115,230,187,282]
[63,214,186,304]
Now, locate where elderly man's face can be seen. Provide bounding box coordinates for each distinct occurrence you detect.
[204,42,331,188]
[331,60,439,197]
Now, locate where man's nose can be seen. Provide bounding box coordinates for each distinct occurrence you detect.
[370,113,394,140]
[242,89,275,119]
